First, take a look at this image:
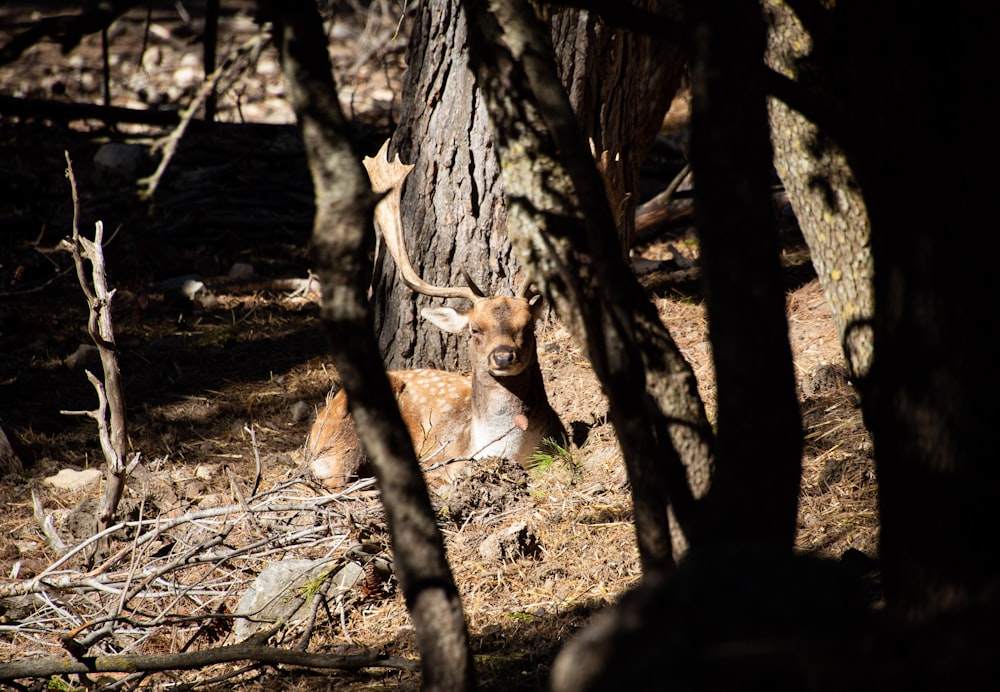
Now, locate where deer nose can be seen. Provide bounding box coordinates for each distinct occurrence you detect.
[491,346,518,369]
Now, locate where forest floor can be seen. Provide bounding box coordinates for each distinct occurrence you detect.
[0,2,877,690]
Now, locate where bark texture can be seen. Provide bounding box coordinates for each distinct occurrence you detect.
[550,1,684,249]
[764,0,873,381]
[375,0,512,372]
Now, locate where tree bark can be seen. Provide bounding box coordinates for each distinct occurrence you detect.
[763,0,873,382]
[375,0,512,372]
[550,1,684,250]
[378,0,685,370]
[684,0,802,549]
[259,3,474,689]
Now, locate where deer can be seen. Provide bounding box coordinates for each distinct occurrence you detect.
[304,140,566,489]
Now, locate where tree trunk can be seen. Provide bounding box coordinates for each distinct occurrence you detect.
[375,0,513,372]
[550,1,684,250]
[461,0,718,573]
[378,0,684,370]
[684,0,803,549]
[260,4,474,688]
[839,5,999,625]
[764,0,1000,627]
[763,0,874,382]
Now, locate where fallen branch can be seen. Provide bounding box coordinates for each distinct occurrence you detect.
[2,488,373,599]
[0,643,417,681]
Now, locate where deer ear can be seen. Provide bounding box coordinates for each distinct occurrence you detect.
[421,307,469,334]
[528,293,545,319]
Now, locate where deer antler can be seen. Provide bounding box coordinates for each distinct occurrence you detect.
[363,140,482,304]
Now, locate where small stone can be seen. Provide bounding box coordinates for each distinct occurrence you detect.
[478,521,540,563]
[228,262,255,280]
[290,400,312,423]
[66,344,100,369]
[234,559,364,641]
[94,142,144,181]
[43,468,102,491]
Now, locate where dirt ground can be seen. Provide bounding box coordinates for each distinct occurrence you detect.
[0,3,877,690]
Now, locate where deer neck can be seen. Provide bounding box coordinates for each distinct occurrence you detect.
[468,358,555,461]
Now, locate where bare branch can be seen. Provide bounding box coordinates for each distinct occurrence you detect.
[62,154,129,566]
[0,644,417,681]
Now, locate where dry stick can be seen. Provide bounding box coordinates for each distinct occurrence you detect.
[2,486,375,662]
[3,504,303,598]
[244,424,265,497]
[32,490,69,554]
[60,153,129,567]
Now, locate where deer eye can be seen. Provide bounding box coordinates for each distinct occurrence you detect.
[470,325,482,336]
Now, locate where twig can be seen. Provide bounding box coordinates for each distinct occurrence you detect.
[32,490,69,555]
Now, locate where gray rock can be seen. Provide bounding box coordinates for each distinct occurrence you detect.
[478,521,540,563]
[233,558,365,642]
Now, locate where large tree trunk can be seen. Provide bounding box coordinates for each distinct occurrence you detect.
[374,0,512,372]
[841,7,999,625]
[377,0,684,370]
[764,0,1000,628]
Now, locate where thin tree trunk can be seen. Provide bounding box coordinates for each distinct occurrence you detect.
[462,0,714,573]
[258,3,474,688]
[685,0,802,549]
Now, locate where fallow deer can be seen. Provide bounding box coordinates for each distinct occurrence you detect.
[305,140,565,489]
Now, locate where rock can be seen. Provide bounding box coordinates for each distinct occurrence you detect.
[94,142,144,181]
[43,467,102,491]
[157,274,217,309]
[65,343,100,369]
[233,558,365,642]
[289,400,312,424]
[478,521,540,563]
[172,64,201,89]
[0,424,22,475]
[228,262,255,280]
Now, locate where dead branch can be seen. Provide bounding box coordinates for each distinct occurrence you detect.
[633,163,695,243]
[0,93,186,127]
[31,491,68,555]
[60,154,129,566]
[0,643,417,681]
[0,475,391,688]
[0,0,140,66]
